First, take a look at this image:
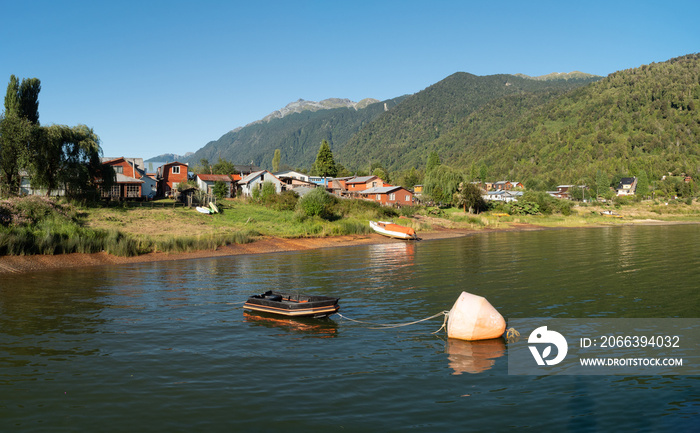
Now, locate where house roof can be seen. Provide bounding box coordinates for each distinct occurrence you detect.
[196,174,233,182]
[238,170,281,185]
[238,170,265,184]
[362,186,405,194]
[347,176,377,184]
[115,173,143,183]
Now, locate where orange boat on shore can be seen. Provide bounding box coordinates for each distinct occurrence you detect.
[369,220,418,240]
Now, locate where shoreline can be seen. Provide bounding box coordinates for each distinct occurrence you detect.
[0,219,691,275]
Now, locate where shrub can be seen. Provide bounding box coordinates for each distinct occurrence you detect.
[267,190,299,211]
[297,188,337,219]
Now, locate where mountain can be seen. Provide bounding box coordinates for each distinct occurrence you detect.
[434,54,700,187]
[514,71,600,81]
[253,98,380,124]
[184,96,405,170]
[336,72,601,171]
[145,153,193,163]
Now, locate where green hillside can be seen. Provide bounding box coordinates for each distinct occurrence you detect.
[438,53,700,187]
[185,96,406,170]
[336,72,600,171]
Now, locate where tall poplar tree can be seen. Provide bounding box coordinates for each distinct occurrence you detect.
[272,149,281,172]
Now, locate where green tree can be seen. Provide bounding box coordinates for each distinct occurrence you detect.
[596,170,610,199]
[479,163,488,182]
[1,75,42,196]
[426,151,441,172]
[453,182,486,213]
[212,157,236,175]
[372,167,389,183]
[59,124,108,198]
[424,164,463,203]
[636,171,649,199]
[199,158,211,174]
[297,186,337,219]
[312,140,337,177]
[0,113,32,195]
[212,181,228,200]
[272,149,281,172]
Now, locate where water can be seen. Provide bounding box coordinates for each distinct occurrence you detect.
[1,225,699,431]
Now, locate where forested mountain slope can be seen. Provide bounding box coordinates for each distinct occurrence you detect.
[184,96,405,170]
[336,72,600,171]
[438,54,700,187]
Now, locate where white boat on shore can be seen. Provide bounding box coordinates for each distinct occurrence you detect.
[369,220,417,240]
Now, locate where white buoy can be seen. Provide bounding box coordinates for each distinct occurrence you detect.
[447,291,506,341]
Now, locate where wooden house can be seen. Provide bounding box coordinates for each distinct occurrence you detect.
[157,161,189,197]
[237,170,284,197]
[195,174,236,198]
[101,157,144,199]
[360,186,414,206]
[346,176,384,194]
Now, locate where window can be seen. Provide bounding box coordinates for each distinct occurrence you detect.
[114,166,123,174]
[389,193,396,201]
[126,184,140,197]
[172,166,180,174]
[406,195,410,202]
[376,194,381,200]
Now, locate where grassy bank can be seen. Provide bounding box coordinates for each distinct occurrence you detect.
[2,195,700,258]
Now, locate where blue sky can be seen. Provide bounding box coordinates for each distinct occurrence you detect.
[2,0,698,160]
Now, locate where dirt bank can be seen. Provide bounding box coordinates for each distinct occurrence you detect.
[0,228,487,275]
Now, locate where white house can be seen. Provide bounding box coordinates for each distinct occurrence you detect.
[482,190,522,203]
[237,170,284,197]
[195,174,235,198]
[273,170,309,182]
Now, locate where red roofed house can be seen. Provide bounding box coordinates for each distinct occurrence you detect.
[101,157,144,199]
[346,176,385,197]
[360,186,414,206]
[195,173,236,198]
[157,161,188,197]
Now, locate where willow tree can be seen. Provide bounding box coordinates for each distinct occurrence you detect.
[424,164,463,204]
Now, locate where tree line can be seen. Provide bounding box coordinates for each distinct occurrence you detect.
[0,75,111,198]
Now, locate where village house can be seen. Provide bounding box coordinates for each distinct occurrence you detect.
[274,170,309,182]
[548,185,575,200]
[346,176,385,195]
[328,176,354,196]
[237,170,284,197]
[235,164,261,176]
[101,157,145,199]
[195,174,236,198]
[482,190,522,203]
[157,161,188,197]
[616,177,637,196]
[360,186,414,206]
[492,180,524,191]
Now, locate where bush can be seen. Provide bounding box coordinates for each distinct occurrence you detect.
[297,188,337,219]
[265,190,299,211]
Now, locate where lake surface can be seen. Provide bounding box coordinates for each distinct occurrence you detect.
[1,224,699,431]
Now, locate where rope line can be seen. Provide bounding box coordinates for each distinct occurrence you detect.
[336,311,450,332]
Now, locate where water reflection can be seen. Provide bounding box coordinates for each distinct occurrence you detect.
[243,311,338,338]
[445,337,506,374]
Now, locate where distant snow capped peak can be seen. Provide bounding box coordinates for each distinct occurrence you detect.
[250,98,380,125]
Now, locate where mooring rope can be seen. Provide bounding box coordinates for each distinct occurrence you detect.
[505,327,520,342]
[336,311,450,332]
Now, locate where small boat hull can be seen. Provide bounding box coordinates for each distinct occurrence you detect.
[196,206,211,214]
[369,220,417,240]
[243,291,340,318]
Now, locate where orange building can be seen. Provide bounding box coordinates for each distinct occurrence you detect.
[157,161,189,197]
